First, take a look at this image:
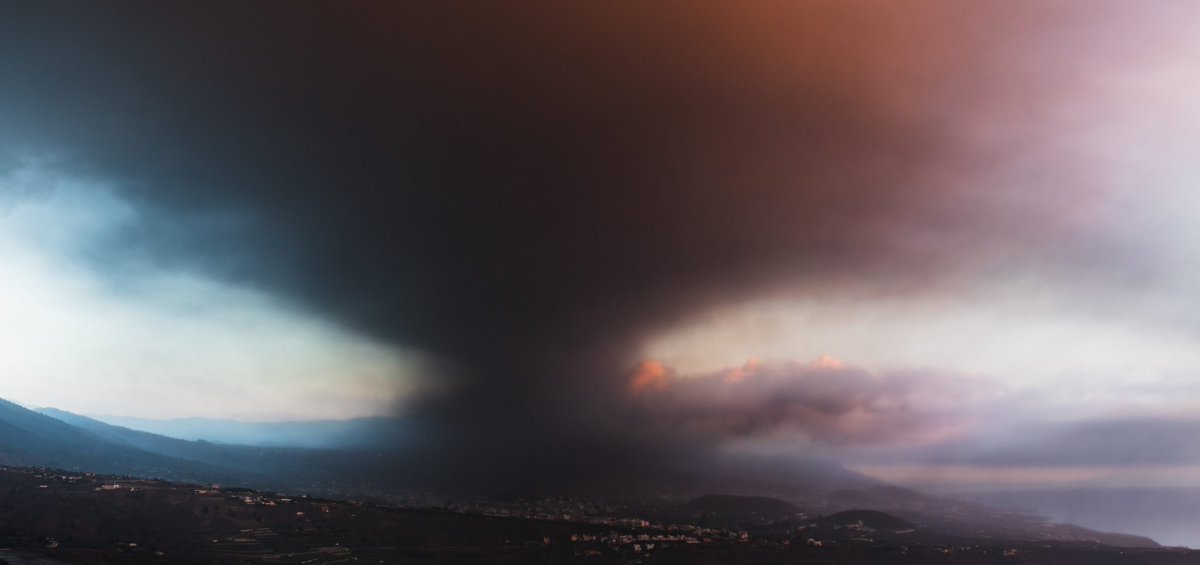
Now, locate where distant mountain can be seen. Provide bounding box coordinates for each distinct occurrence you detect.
[81,413,407,448]
[11,403,1167,549]
[685,494,802,518]
[645,453,883,505]
[668,491,1158,548]
[39,408,309,474]
[36,408,403,492]
[814,486,1162,548]
[0,398,242,484]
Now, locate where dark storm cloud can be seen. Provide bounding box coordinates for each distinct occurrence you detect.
[0,2,1078,348]
[0,1,1171,491]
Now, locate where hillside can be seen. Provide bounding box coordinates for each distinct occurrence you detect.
[86,413,408,448]
[685,494,802,519]
[0,399,241,485]
[36,408,399,493]
[8,401,1168,550]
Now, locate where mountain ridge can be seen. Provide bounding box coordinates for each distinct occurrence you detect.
[78,412,407,448]
[0,398,244,485]
[7,401,1165,548]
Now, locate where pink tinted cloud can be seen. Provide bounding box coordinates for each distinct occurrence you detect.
[627,356,991,447]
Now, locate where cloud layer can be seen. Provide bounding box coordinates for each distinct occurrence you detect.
[0,161,421,420]
[626,357,985,447]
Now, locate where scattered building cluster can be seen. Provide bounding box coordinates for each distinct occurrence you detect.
[0,465,1183,564]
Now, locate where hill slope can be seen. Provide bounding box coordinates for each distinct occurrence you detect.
[0,399,242,484]
[37,407,401,492]
[685,494,802,518]
[17,403,1167,549]
[86,413,408,448]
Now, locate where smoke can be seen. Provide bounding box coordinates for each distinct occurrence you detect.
[4,1,1199,493]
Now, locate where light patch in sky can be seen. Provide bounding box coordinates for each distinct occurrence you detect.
[642,35,1200,408]
[0,160,424,420]
[642,286,1200,396]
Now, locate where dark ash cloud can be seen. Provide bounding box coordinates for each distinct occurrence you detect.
[1,1,1182,493]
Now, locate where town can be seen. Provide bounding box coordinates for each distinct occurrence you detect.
[0,465,1194,564]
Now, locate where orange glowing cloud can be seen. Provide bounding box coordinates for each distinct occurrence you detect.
[620,356,988,447]
[628,360,669,393]
[724,357,761,383]
[810,354,845,370]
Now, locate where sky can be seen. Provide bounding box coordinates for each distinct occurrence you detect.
[4,0,1200,505]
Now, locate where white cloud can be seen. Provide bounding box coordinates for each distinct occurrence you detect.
[0,160,426,420]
